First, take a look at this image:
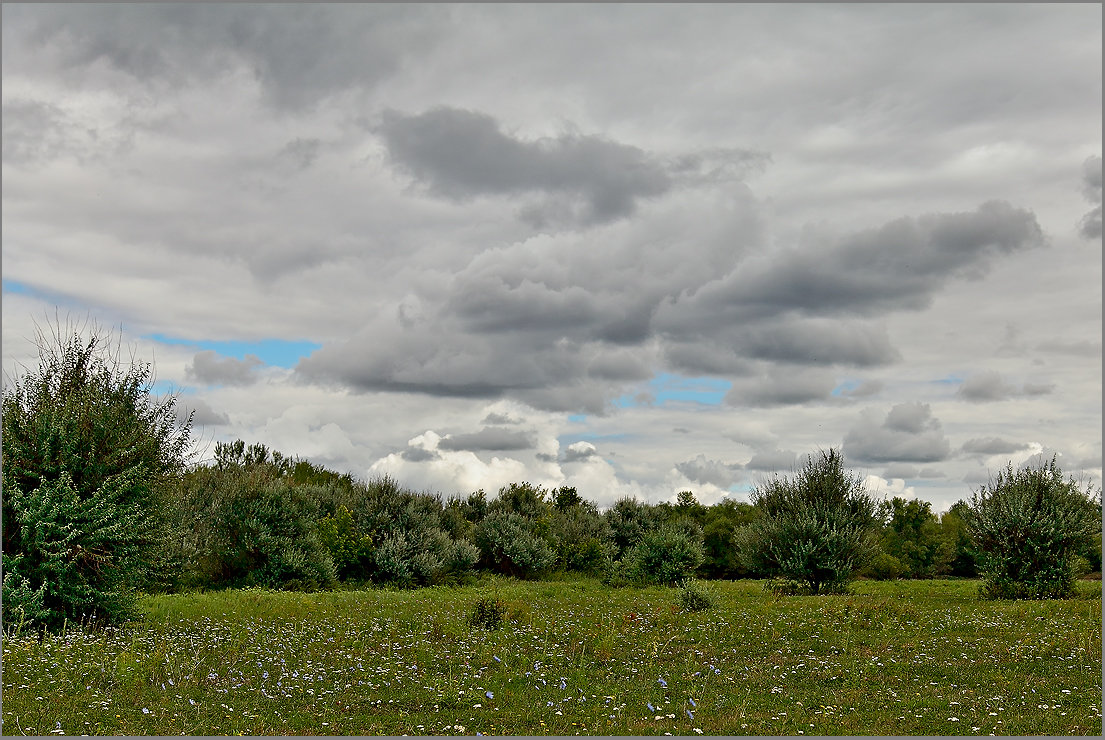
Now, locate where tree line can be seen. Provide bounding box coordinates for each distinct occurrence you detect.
[3,326,1101,632]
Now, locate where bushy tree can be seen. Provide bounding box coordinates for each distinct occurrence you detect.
[490,481,550,520]
[2,322,193,630]
[604,496,659,558]
[316,505,374,580]
[938,501,978,577]
[966,457,1100,599]
[474,510,555,578]
[547,499,616,575]
[625,521,705,586]
[172,464,336,591]
[735,449,880,595]
[879,497,953,578]
[701,498,758,578]
[353,477,478,587]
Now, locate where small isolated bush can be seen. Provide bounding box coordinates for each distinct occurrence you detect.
[676,579,715,612]
[467,596,506,630]
[966,457,1100,600]
[736,448,880,595]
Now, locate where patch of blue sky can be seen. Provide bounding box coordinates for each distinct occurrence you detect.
[567,414,587,423]
[2,279,36,296]
[145,333,321,368]
[831,379,861,397]
[931,374,964,385]
[2,279,81,309]
[614,372,732,408]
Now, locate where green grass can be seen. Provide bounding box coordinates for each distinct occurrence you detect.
[3,577,1101,736]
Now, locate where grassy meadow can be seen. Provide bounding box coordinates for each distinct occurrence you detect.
[2,577,1101,736]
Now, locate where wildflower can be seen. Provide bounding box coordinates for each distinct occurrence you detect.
[658,677,667,688]
[142,708,150,715]
[493,656,501,663]
[689,698,696,708]
[693,729,703,735]
[648,702,656,712]
[687,709,694,720]
[486,691,494,700]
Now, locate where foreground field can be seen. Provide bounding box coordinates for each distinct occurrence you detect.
[2,578,1101,736]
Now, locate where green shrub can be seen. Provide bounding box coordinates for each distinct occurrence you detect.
[316,505,374,579]
[172,466,336,591]
[625,521,705,586]
[879,497,953,578]
[2,323,193,631]
[467,596,506,630]
[547,502,616,575]
[735,448,880,595]
[866,553,905,581]
[604,497,659,558]
[966,457,1100,600]
[441,539,481,585]
[474,511,555,579]
[676,579,715,612]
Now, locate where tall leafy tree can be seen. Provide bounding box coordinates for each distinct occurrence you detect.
[879,497,953,578]
[3,321,193,630]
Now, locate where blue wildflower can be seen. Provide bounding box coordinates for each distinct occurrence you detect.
[687,709,694,720]
[648,702,656,712]
[486,691,494,700]
[493,656,501,663]
[658,677,668,688]
[690,698,697,708]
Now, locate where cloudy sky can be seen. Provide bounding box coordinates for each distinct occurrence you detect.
[3,4,1101,512]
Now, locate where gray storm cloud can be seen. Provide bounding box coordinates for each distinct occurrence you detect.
[657,200,1045,327]
[375,106,765,229]
[675,454,743,488]
[843,402,952,464]
[186,351,263,387]
[961,437,1030,455]
[724,368,837,408]
[956,371,1053,403]
[744,449,800,473]
[562,441,599,463]
[297,199,1048,413]
[176,396,229,428]
[376,106,671,226]
[2,3,443,111]
[438,427,535,452]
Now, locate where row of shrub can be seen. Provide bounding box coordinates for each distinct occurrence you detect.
[3,325,1101,633]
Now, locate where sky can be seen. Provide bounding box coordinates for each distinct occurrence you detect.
[2,3,1101,513]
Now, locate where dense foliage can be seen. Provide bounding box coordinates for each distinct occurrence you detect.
[2,325,193,630]
[4,323,1100,632]
[735,449,881,594]
[966,458,1101,599]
